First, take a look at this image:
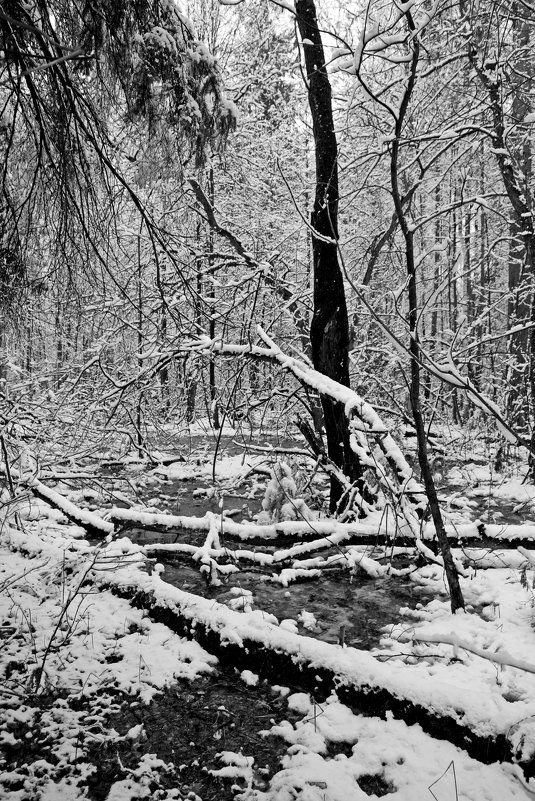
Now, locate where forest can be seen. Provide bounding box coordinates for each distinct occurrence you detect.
[2,0,535,798]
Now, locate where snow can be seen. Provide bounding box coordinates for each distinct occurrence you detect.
[0,534,216,800]
[210,750,254,784]
[105,755,178,800]
[109,504,535,553]
[97,555,535,756]
[240,669,259,686]
[298,610,318,630]
[0,469,114,535]
[251,696,529,801]
[402,628,535,675]
[163,452,265,482]
[269,0,295,11]
[3,523,535,799]
[6,447,535,799]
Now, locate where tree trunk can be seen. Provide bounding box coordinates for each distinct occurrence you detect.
[295,0,365,512]
[390,10,465,613]
[137,232,145,459]
[207,166,220,430]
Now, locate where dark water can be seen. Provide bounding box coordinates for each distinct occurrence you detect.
[97,437,439,654]
[439,479,531,526]
[100,431,285,518]
[156,559,429,651]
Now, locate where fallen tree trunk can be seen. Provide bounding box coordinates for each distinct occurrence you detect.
[182,328,427,515]
[0,462,115,538]
[108,507,401,541]
[28,478,115,538]
[97,565,534,777]
[7,470,535,557]
[107,507,535,548]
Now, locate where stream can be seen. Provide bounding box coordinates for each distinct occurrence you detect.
[158,562,429,650]
[76,437,533,799]
[93,437,506,654]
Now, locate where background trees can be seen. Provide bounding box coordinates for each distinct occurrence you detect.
[1,0,535,513]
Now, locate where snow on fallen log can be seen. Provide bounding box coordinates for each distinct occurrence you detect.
[107,507,424,542]
[108,508,216,532]
[416,539,471,578]
[145,541,276,568]
[518,546,535,567]
[286,549,390,578]
[272,529,381,561]
[271,567,323,585]
[486,524,535,542]
[0,461,115,537]
[107,507,388,541]
[142,539,525,579]
[27,478,114,537]
[107,507,535,548]
[144,539,388,581]
[144,543,407,583]
[97,562,535,775]
[462,548,529,569]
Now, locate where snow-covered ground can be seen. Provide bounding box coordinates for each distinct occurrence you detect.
[2,517,535,799]
[3,445,535,800]
[0,534,217,800]
[245,693,529,801]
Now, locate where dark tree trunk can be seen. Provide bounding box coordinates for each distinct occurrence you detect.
[295,0,365,512]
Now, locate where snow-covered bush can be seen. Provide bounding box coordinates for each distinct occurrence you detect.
[256,461,315,524]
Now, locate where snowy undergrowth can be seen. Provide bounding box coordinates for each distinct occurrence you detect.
[0,529,216,800]
[4,522,535,801]
[5,446,535,799]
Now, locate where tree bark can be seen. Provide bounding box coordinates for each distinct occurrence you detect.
[206,167,220,430]
[295,0,365,512]
[390,10,465,613]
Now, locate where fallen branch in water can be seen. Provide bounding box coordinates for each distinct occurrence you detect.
[107,507,535,547]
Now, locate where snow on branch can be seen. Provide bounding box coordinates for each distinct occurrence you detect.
[253,326,426,513]
[108,506,386,541]
[0,461,114,536]
[403,630,535,676]
[26,479,115,536]
[180,326,426,520]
